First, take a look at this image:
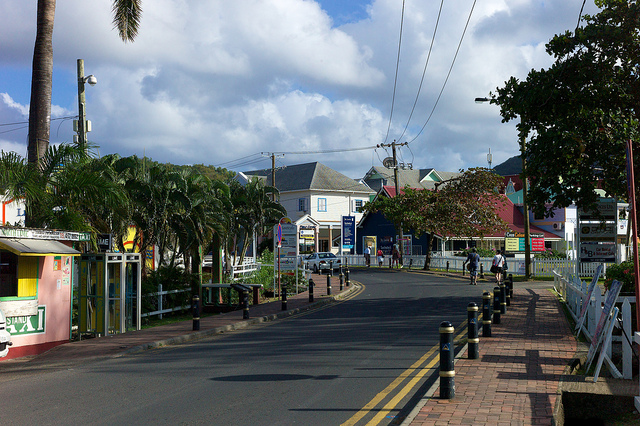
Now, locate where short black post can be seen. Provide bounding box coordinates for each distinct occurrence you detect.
[242,289,250,319]
[192,295,200,331]
[339,270,344,291]
[446,261,450,272]
[409,258,413,270]
[499,282,507,314]
[439,321,455,399]
[508,274,514,299]
[467,302,479,359]
[480,263,484,278]
[482,291,492,337]
[309,278,315,303]
[326,273,332,296]
[345,267,350,287]
[281,287,287,311]
[492,287,501,324]
[505,278,511,306]
[329,261,334,276]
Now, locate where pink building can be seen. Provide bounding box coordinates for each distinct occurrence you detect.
[0,228,88,360]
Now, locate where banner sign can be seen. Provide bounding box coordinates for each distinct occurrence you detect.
[6,306,46,335]
[0,228,90,241]
[579,224,616,242]
[342,216,355,249]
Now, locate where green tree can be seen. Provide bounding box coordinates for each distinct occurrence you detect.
[364,168,508,270]
[494,0,640,218]
[0,144,126,237]
[28,0,142,166]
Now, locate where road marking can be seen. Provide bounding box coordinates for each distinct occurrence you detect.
[342,321,468,426]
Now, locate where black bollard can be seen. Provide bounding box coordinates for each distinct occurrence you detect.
[242,289,250,319]
[281,287,287,311]
[499,282,507,314]
[409,258,413,270]
[309,278,315,303]
[326,273,332,296]
[508,274,514,299]
[482,291,492,337]
[446,261,450,272]
[480,263,484,278]
[339,270,344,291]
[439,321,455,399]
[505,278,511,306]
[467,302,479,359]
[345,267,350,287]
[329,261,334,276]
[493,287,501,324]
[192,295,200,331]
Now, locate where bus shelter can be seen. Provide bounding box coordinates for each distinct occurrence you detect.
[78,252,141,336]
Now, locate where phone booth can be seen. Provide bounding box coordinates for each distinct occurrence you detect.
[78,253,141,336]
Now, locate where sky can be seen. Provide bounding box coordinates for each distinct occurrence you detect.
[0,0,600,180]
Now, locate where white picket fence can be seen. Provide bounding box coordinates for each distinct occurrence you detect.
[553,269,635,380]
[342,254,609,278]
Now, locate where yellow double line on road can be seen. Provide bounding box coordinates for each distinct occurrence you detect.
[342,321,468,426]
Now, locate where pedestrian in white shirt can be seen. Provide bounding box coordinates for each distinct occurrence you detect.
[491,250,506,284]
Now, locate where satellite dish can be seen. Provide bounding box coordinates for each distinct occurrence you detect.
[382,157,396,168]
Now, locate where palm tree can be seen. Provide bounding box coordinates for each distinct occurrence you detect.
[0,144,126,235]
[28,0,142,166]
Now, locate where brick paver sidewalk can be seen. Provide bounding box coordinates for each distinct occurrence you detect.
[407,287,576,425]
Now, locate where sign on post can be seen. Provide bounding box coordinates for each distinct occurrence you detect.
[342,216,355,250]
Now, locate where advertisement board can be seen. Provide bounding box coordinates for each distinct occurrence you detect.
[580,242,616,262]
[342,216,355,249]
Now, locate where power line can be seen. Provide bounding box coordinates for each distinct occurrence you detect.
[408,0,478,145]
[383,0,406,145]
[396,0,445,143]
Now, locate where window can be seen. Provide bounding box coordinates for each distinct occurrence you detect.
[318,198,327,212]
[298,198,307,212]
[0,251,38,298]
[354,199,364,212]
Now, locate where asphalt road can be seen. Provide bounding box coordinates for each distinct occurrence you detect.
[2,269,490,426]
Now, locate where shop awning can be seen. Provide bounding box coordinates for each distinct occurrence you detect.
[0,238,81,256]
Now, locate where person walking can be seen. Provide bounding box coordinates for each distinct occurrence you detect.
[377,248,384,267]
[392,246,400,269]
[463,247,480,285]
[491,250,506,284]
[364,246,371,267]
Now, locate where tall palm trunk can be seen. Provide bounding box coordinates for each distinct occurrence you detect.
[28,0,56,168]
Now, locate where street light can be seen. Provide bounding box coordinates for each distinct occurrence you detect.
[475,96,531,279]
[76,59,97,152]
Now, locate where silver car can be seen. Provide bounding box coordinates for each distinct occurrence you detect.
[304,252,341,273]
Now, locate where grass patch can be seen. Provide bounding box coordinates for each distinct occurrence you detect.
[141,312,216,329]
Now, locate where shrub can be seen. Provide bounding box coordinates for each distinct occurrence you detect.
[456,247,496,258]
[535,248,567,259]
[237,249,308,295]
[604,261,635,293]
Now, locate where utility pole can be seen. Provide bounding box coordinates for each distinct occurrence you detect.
[378,140,408,261]
[261,152,284,201]
[521,122,532,280]
[76,59,97,153]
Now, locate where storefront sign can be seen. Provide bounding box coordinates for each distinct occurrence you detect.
[580,242,616,262]
[0,228,90,241]
[6,306,46,335]
[579,224,616,242]
[504,233,545,252]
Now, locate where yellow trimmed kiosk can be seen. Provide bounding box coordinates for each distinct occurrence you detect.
[0,228,86,360]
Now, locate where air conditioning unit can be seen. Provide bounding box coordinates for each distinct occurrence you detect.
[552,222,564,230]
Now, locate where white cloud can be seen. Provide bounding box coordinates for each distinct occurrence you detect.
[0,0,602,178]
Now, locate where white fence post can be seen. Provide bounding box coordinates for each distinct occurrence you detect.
[623,298,633,379]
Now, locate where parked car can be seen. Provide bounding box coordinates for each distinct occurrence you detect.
[304,252,341,273]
